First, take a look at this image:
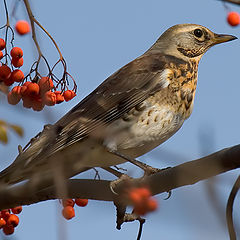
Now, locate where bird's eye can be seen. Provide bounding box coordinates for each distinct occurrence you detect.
[194,29,203,38]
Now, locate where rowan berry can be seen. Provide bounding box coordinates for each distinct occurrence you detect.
[22,96,33,108]
[128,187,151,205]
[2,225,14,235]
[27,83,40,96]
[133,205,148,216]
[3,77,14,86]
[1,210,10,220]
[62,206,75,220]
[32,96,44,111]
[11,57,23,68]
[38,77,54,95]
[146,198,158,212]
[137,187,151,199]
[7,214,19,227]
[7,91,21,105]
[0,38,6,50]
[63,90,76,102]
[62,199,75,208]
[128,189,143,205]
[15,20,31,35]
[43,91,56,106]
[0,218,6,228]
[10,69,24,82]
[54,91,64,104]
[75,199,88,207]
[0,65,11,80]
[11,206,22,215]
[0,51,3,59]
[227,11,240,26]
[20,82,31,97]
[10,47,23,59]
[12,86,22,96]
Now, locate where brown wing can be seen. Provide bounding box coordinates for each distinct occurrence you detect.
[38,54,187,157]
[0,53,187,184]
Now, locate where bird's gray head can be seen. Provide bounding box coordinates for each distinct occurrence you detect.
[148,24,237,60]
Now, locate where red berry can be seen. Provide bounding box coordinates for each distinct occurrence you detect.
[0,50,3,59]
[63,90,76,102]
[1,210,10,221]
[38,77,54,95]
[43,91,56,106]
[7,214,19,227]
[0,38,6,50]
[3,77,15,86]
[0,218,6,228]
[133,205,148,216]
[10,47,23,59]
[227,12,240,27]
[12,57,23,68]
[75,199,88,207]
[137,187,151,199]
[3,225,14,235]
[62,199,75,207]
[128,187,151,205]
[62,206,75,220]
[0,65,11,80]
[22,96,33,108]
[7,91,21,105]
[54,91,64,104]
[10,69,24,82]
[32,96,44,111]
[11,206,22,215]
[20,81,31,96]
[146,198,158,212]
[128,189,142,205]
[15,20,31,35]
[12,86,22,96]
[27,83,40,96]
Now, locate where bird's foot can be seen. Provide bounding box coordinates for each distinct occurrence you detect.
[109,173,133,195]
[107,149,164,176]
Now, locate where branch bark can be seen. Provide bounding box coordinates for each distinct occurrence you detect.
[0,144,240,209]
[221,0,240,5]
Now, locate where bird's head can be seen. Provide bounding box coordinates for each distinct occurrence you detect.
[148,24,237,61]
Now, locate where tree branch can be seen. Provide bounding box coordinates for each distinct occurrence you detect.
[220,0,240,5]
[0,144,240,209]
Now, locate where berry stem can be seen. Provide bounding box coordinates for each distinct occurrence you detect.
[22,0,63,60]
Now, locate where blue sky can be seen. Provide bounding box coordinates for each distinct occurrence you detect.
[1,0,240,239]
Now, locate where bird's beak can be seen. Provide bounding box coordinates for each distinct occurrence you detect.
[212,33,237,45]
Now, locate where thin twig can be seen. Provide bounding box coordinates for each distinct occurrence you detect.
[226,175,240,240]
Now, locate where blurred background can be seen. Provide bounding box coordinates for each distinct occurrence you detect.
[0,0,240,239]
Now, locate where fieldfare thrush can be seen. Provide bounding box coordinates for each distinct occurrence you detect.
[0,24,237,187]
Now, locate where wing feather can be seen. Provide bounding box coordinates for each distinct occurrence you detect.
[18,54,184,168]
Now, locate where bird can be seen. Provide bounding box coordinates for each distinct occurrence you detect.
[0,24,237,188]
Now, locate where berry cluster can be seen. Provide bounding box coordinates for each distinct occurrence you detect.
[0,38,76,110]
[0,45,24,87]
[0,18,77,111]
[7,77,76,111]
[227,11,240,26]
[0,206,22,235]
[61,198,88,220]
[128,187,158,216]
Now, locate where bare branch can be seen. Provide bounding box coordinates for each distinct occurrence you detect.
[0,144,240,210]
[226,175,240,240]
[221,0,240,5]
